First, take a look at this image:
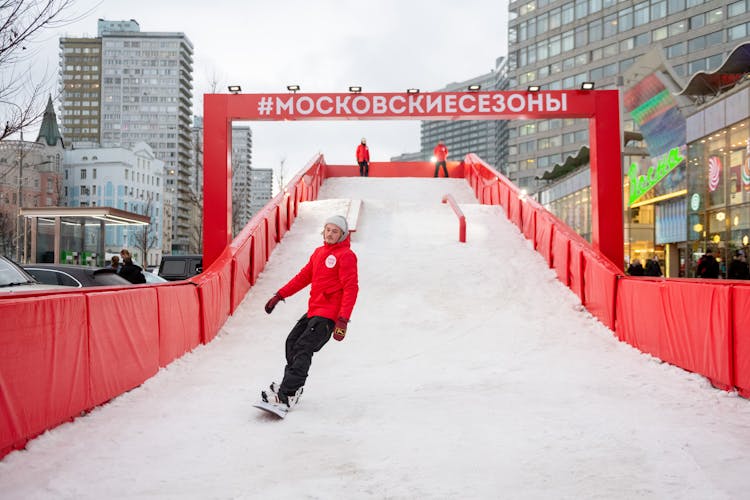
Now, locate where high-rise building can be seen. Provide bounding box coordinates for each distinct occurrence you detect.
[188,116,203,254]
[506,0,750,192]
[59,19,194,254]
[420,56,510,171]
[249,168,273,218]
[231,126,253,233]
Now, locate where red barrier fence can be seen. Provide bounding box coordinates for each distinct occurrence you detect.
[462,152,749,396]
[0,154,328,459]
[3,152,749,460]
[441,194,466,243]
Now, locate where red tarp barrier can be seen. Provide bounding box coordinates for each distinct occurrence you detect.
[192,252,232,344]
[230,237,253,313]
[509,193,523,230]
[535,211,554,267]
[568,239,585,302]
[498,183,510,218]
[551,228,570,286]
[266,215,278,257]
[615,278,664,355]
[157,284,201,367]
[0,294,90,457]
[250,224,267,285]
[582,249,621,330]
[522,202,536,243]
[87,288,160,407]
[660,280,733,390]
[733,284,750,397]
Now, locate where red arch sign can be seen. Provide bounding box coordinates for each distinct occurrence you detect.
[203,90,622,267]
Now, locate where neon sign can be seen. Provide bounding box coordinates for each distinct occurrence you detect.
[628,147,685,205]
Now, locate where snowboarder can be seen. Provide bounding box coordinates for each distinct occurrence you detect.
[261,214,359,413]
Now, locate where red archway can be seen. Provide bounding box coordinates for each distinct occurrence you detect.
[203,90,622,268]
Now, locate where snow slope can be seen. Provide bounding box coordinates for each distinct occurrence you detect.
[1,177,750,499]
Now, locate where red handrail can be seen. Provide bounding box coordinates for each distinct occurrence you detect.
[442,194,466,243]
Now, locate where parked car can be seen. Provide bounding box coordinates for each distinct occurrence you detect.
[23,263,132,288]
[143,270,168,284]
[158,254,202,281]
[0,256,69,294]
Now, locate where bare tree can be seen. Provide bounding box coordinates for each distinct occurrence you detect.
[0,0,89,140]
[276,156,286,194]
[130,194,159,267]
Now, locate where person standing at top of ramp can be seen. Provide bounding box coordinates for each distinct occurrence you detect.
[433,140,449,178]
[261,215,359,412]
[356,137,370,177]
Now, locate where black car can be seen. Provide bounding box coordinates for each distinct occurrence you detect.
[158,254,202,281]
[23,263,132,288]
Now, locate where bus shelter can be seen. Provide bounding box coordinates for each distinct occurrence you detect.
[19,206,150,265]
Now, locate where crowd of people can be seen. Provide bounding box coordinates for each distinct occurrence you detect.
[626,248,750,280]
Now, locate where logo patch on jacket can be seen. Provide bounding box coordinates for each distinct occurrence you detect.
[325,255,337,268]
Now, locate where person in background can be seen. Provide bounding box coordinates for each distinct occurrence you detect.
[119,256,147,284]
[109,255,120,272]
[645,255,662,277]
[433,140,449,178]
[627,258,644,276]
[262,215,359,411]
[728,250,750,280]
[356,138,370,177]
[696,248,720,278]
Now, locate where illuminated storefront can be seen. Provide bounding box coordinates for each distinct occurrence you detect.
[686,116,750,278]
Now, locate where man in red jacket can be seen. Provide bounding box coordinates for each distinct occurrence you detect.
[356,137,370,177]
[263,214,359,409]
[433,140,449,178]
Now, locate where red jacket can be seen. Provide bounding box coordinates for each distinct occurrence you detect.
[433,143,448,161]
[356,143,370,163]
[277,236,359,321]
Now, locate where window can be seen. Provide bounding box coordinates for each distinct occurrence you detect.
[619,7,633,32]
[603,13,617,38]
[651,0,667,20]
[667,41,686,58]
[92,168,97,179]
[668,0,686,13]
[728,23,748,41]
[653,26,668,41]
[589,19,602,42]
[707,9,723,24]
[634,2,650,26]
[690,13,705,29]
[669,20,687,36]
[80,169,87,180]
[729,1,747,16]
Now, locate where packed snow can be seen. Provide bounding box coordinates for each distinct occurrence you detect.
[2,177,750,499]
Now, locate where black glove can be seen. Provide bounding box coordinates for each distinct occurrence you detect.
[264,293,283,314]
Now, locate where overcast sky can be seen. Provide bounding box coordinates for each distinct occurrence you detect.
[24,0,509,185]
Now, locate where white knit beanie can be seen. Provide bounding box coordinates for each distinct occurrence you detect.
[325,215,349,242]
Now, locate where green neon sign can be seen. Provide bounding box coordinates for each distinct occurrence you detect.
[628,147,684,205]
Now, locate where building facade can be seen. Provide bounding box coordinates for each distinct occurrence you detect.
[59,19,194,254]
[231,126,253,233]
[506,0,750,192]
[421,56,510,170]
[248,168,273,219]
[0,99,65,260]
[63,142,165,266]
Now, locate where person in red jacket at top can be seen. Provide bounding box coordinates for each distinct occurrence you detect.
[356,137,370,177]
[433,140,449,178]
[262,214,359,410]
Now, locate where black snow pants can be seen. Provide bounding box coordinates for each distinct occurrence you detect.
[279,315,334,396]
[358,160,369,177]
[434,160,448,177]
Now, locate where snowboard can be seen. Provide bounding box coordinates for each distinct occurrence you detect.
[253,400,288,418]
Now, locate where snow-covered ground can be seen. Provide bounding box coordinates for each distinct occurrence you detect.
[2,177,750,499]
